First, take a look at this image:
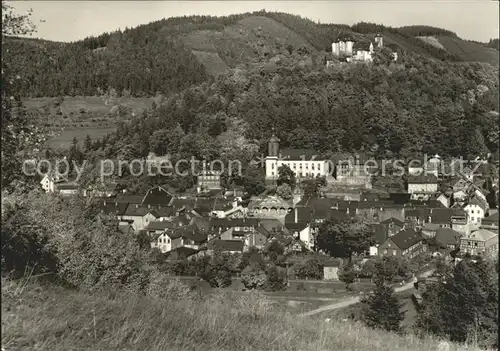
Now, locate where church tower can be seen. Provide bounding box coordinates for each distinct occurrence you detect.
[268,129,280,157]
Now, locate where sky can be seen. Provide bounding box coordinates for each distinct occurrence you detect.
[8,1,500,43]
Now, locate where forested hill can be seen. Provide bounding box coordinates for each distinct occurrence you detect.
[101,53,499,171]
[4,10,499,98]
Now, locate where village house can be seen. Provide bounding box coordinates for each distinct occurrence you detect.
[370,217,406,256]
[377,228,427,258]
[57,182,79,197]
[459,229,498,259]
[168,224,207,251]
[451,177,471,193]
[284,207,314,250]
[480,212,499,233]
[407,174,439,197]
[433,227,463,252]
[40,173,79,196]
[197,171,221,192]
[208,218,269,250]
[210,197,238,218]
[248,195,294,219]
[333,154,375,188]
[206,239,244,254]
[120,205,159,232]
[436,193,451,208]
[40,173,65,193]
[463,194,489,226]
[83,182,119,198]
[323,259,341,281]
[404,208,431,229]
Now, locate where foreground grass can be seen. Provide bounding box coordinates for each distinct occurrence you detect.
[1,279,486,351]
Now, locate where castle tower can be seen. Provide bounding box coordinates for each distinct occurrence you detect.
[339,40,345,54]
[345,37,354,56]
[375,34,383,48]
[332,41,340,56]
[268,129,280,158]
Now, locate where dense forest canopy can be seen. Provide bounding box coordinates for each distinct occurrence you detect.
[4,11,491,98]
[98,53,499,164]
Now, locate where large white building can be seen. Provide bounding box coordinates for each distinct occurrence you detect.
[329,34,397,65]
[265,133,330,182]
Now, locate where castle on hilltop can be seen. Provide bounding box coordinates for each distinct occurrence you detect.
[327,34,397,66]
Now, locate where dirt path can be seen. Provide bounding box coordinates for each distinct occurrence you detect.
[300,269,435,317]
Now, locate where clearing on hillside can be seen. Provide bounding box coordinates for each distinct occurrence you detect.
[436,36,499,65]
[180,16,316,75]
[416,36,447,50]
[23,96,154,150]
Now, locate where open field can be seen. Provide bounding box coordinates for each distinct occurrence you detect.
[2,278,486,351]
[416,36,447,50]
[45,127,117,149]
[23,96,154,150]
[435,36,499,65]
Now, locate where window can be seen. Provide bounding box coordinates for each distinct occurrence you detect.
[271,163,275,169]
[271,172,274,176]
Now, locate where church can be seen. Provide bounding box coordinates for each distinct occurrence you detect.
[265,133,331,182]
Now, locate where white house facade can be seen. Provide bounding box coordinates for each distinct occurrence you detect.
[265,133,330,181]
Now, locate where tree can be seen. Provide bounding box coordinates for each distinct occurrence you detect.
[339,265,356,290]
[241,264,267,290]
[84,134,92,152]
[301,179,318,198]
[415,257,498,349]
[293,258,323,280]
[315,215,375,262]
[277,164,296,188]
[373,255,410,284]
[2,2,38,189]
[361,279,406,332]
[276,183,293,200]
[200,251,232,288]
[265,264,287,291]
[242,166,266,196]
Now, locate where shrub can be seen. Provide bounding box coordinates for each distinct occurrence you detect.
[200,254,232,288]
[146,273,192,301]
[340,267,356,290]
[293,258,323,280]
[265,265,287,292]
[241,265,267,290]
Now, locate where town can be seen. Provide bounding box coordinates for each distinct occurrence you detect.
[2,2,499,350]
[40,133,499,282]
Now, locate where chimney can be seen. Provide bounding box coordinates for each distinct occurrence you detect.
[295,207,298,223]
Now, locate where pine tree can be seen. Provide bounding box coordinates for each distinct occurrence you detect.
[84,134,92,152]
[415,257,498,348]
[361,279,406,333]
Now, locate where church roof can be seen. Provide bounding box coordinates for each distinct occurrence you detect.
[279,148,321,161]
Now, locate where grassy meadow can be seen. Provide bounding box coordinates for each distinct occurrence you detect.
[23,96,154,150]
[1,277,487,351]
